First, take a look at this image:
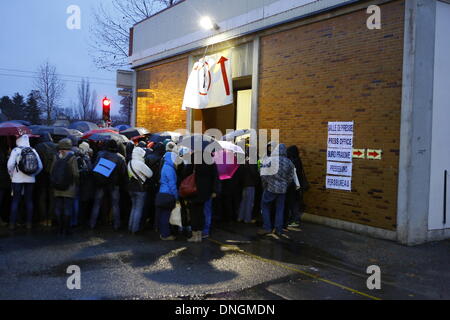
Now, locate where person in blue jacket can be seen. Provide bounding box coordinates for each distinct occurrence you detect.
[156,142,179,240]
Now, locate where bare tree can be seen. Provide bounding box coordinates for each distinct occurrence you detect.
[89,0,182,70]
[77,78,98,121]
[34,62,65,125]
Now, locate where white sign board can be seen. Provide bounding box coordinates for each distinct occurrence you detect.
[182,51,233,110]
[327,161,352,177]
[326,175,352,191]
[327,135,353,149]
[328,121,354,135]
[327,149,352,162]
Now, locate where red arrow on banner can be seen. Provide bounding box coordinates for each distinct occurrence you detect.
[353,150,363,157]
[218,56,231,96]
[368,151,379,157]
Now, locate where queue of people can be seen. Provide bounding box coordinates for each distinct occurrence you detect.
[0,132,308,242]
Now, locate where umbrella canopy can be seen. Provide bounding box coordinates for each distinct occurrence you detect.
[154,131,183,142]
[1,120,32,126]
[221,129,251,141]
[120,127,150,139]
[217,141,245,154]
[67,129,83,137]
[178,134,221,152]
[213,150,240,180]
[88,132,129,143]
[29,125,73,137]
[81,129,119,139]
[69,121,99,133]
[0,122,32,137]
[148,133,172,144]
[115,124,131,131]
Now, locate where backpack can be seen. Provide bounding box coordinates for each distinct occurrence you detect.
[92,157,117,186]
[17,147,39,175]
[50,154,74,191]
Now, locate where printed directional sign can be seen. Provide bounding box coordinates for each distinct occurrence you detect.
[327,135,353,149]
[326,175,352,191]
[327,149,352,162]
[327,162,352,177]
[328,121,354,135]
[367,149,382,160]
[352,149,365,159]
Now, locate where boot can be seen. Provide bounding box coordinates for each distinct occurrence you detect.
[62,215,72,236]
[188,231,202,243]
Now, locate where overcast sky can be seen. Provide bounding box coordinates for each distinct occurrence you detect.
[0,0,129,116]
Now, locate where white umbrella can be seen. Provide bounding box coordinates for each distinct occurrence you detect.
[217,140,245,154]
[221,129,251,141]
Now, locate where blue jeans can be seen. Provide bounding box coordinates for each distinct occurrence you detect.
[203,198,213,236]
[156,193,176,238]
[238,187,255,222]
[10,183,34,225]
[90,186,121,229]
[128,191,146,233]
[55,197,74,218]
[261,190,286,234]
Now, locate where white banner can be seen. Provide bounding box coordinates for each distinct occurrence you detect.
[327,135,353,149]
[326,175,352,191]
[182,51,233,110]
[328,121,354,135]
[327,162,352,177]
[327,149,352,162]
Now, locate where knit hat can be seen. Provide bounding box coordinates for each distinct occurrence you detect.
[58,138,73,151]
[166,141,177,152]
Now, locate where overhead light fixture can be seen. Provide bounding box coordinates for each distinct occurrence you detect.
[199,16,219,31]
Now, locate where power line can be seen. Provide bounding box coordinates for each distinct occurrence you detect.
[0,67,116,83]
[0,73,117,87]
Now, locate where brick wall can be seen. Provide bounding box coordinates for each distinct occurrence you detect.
[258,1,405,230]
[136,58,188,132]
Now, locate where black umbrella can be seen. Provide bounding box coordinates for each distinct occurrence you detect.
[88,132,129,143]
[29,125,74,137]
[178,134,222,152]
[120,127,150,139]
[69,121,99,133]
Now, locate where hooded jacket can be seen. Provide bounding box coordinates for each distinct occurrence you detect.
[159,152,178,199]
[7,135,43,184]
[52,150,79,198]
[128,147,153,187]
[260,143,295,194]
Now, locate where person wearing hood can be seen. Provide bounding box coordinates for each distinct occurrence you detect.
[7,134,43,230]
[34,132,58,227]
[156,142,179,240]
[127,146,153,234]
[259,143,296,236]
[285,145,308,228]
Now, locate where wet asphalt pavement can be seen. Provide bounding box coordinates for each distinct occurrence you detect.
[0,221,449,300]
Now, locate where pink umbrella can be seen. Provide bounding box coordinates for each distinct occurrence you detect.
[0,122,32,137]
[213,149,240,180]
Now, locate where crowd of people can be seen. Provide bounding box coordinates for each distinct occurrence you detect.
[0,132,309,242]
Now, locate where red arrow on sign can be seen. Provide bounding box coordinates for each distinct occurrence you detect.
[368,151,379,157]
[353,150,363,157]
[218,56,231,96]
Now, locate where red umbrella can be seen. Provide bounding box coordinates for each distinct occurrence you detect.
[81,129,118,139]
[0,122,32,137]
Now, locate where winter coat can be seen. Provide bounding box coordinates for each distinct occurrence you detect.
[237,162,260,188]
[7,135,43,184]
[128,147,153,193]
[93,149,128,186]
[52,151,79,199]
[182,154,218,203]
[287,145,309,191]
[260,143,295,194]
[159,152,178,199]
[0,147,10,189]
